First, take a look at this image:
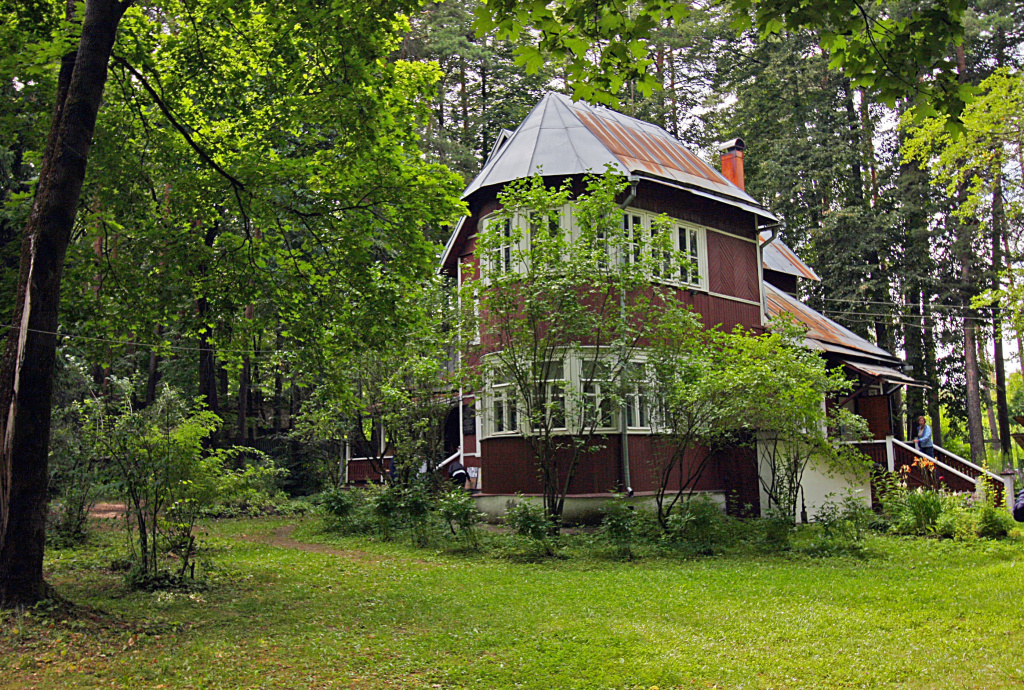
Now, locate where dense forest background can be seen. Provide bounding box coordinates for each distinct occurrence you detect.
[2,0,1023,493]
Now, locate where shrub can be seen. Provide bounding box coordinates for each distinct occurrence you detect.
[759,508,793,552]
[47,399,107,547]
[599,496,639,559]
[398,483,434,547]
[202,453,292,518]
[366,483,402,541]
[815,489,873,545]
[505,496,555,556]
[437,489,482,547]
[662,496,726,555]
[972,502,1014,539]
[317,487,358,519]
[316,487,375,535]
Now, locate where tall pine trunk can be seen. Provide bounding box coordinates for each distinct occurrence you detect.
[0,0,130,608]
[991,169,1012,464]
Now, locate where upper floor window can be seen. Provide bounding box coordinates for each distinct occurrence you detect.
[494,217,514,275]
[622,212,643,266]
[481,206,707,291]
[677,222,702,286]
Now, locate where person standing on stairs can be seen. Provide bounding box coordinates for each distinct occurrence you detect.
[913,416,934,458]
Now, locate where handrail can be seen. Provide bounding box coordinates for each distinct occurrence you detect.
[891,438,979,486]
[436,451,461,470]
[892,438,1012,507]
[932,444,1005,485]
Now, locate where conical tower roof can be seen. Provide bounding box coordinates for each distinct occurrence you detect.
[463,92,774,220]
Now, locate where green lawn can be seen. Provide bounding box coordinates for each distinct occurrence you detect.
[3,518,1024,689]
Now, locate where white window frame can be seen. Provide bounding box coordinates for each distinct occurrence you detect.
[624,360,652,430]
[619,207,708,291]
[490,382,519,435]
[580,358,616,431]
[482,352,622,438]
[674,219,707,289]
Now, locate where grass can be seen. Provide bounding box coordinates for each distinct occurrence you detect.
[2,517,1024,689]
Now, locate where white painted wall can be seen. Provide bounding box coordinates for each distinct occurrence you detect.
[757,439,871,520]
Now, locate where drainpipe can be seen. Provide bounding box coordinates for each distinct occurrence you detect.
[618,175,640,496]
[758,220,782,324]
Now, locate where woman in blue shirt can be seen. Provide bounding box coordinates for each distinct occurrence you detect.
[914,416,934,458]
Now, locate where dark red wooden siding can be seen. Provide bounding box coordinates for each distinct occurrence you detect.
[707,231,759,302]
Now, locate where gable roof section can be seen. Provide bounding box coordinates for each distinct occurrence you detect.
[764,282,899,364]
[462,92,775,220]
[761,233,820,281]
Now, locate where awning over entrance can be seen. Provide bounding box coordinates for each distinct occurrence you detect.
[840,360,928,388]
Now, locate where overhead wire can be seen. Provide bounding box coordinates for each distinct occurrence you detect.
[0,323,286,358]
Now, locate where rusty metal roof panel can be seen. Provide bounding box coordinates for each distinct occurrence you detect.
[764,282,898,362]
[462,92,773,219]
[761,233,820,281]
[463,94,628,199]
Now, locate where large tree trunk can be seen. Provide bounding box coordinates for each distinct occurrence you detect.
[923,305,943,448]
[991,170,1012,464]
[0,0,129,608]
[964,306,987,464]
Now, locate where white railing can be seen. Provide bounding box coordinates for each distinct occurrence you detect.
[847,436,1014,509]
[890,437,1012,508]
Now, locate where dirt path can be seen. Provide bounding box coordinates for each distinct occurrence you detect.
[89,502,126,519]
[236,524,437,566]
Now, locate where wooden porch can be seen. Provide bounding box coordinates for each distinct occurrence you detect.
[852,437,1013,507]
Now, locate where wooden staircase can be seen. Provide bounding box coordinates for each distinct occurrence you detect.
[852,436,1013,507]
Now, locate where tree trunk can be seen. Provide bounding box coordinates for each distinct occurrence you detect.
[991,169,1012,463]
[196,224,219,415]
[0,0,129,608]
[237,355,250,442]
[964,312,987,465]
[144,325,163,407]
[923,305,943,448]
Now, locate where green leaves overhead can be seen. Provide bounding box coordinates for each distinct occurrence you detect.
[476,0,972,123]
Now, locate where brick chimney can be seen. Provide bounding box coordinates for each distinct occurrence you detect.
[719,138,746,191]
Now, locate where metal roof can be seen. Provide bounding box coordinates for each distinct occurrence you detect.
[764,282,899,363]
[761,233,819,281]
[461,92,774,219]
[841,359,926,388]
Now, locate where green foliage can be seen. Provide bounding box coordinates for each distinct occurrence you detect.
[661,495,727,555]
[47,399,108,547]
[202,456,295,519]
[398,483,435,548]
[366,483,404,542]
[759,508,794,552]
[742,317,872,522]
[436,488,483,547]
[876,470,1015,540]
[814,489,873,547]
[598,496,640,559]
[504,496,556,556]
[477,0,971,123]
[97,386,224,588]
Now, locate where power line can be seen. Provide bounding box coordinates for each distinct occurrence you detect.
[0,323,286,358]
[820,309,996,324]
[815,296,998,314]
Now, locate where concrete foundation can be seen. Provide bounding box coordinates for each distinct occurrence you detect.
[473,491,726,525]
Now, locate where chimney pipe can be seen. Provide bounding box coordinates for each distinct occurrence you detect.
[719,138,746,191]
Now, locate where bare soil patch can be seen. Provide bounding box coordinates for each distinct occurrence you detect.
[236,525,437,566]
[89,502,126,520]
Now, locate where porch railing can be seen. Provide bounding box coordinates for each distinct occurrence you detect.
[851,437,1013,508]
